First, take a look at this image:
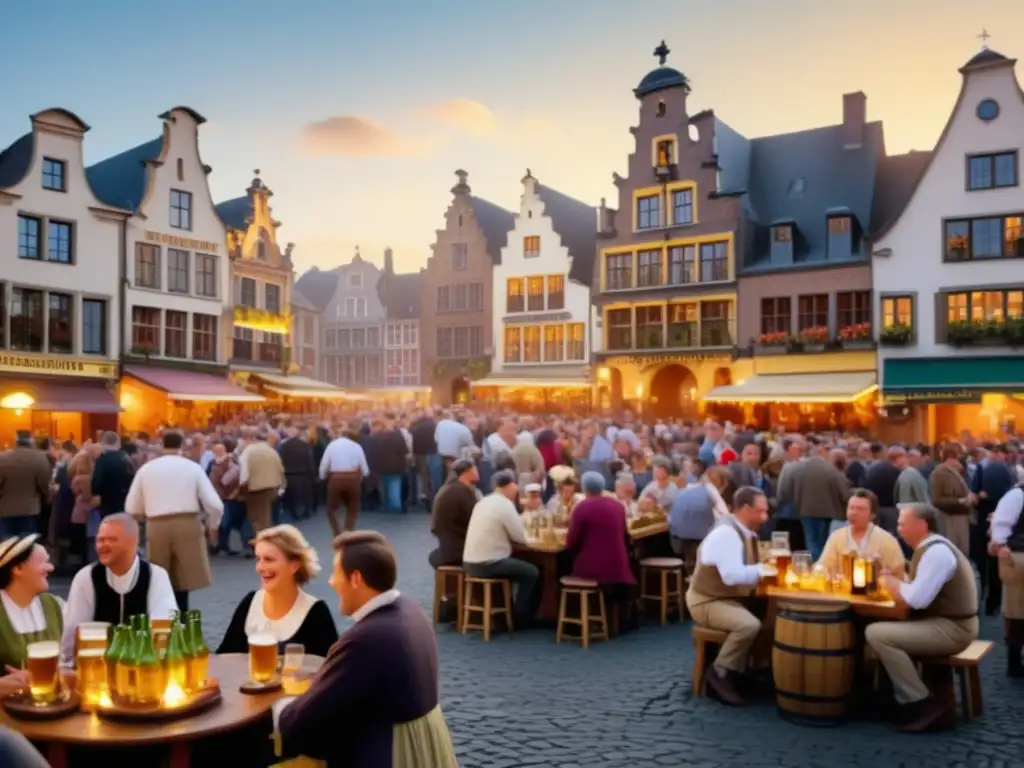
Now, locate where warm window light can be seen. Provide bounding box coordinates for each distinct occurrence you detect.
[0,392,34,410]
[635,384,644,398]
[597,367,610,380]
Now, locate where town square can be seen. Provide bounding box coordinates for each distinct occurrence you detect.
[0,0,1023,765]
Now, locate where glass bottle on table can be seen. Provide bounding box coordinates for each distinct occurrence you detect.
[134,625,162,705]
[105,624,128,702]
[185,610,210,691]
[164,617,188,692]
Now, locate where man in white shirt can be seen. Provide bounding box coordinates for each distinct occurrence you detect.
[685,486,772,706]
[989,482,1024,678]
[125,430,223,611]
[462,470,538,624]
[868,504,979,732]
[434,413,473,476]
[60,514,177,660]
[319,426,370,536]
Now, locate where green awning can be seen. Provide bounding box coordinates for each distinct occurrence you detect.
[883,357,1024,402]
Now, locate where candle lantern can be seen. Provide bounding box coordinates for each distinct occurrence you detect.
[851,557,871,596]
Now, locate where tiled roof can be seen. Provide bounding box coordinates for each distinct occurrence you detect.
[377,271,422,320]
[0,133,33,188]
[744,120,883,270]
[961,48,1011,70]
[869,150,932,236]
[294,267,341,313]
[85,137,163,210]
[215,196,251,231]
[535,184,596,286]
[291,287,318,313]
[470,196,514,265]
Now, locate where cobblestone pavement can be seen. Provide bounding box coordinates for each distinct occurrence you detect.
[55,511,1024,768]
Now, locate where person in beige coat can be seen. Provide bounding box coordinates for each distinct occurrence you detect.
[928,447,974,556]
[0,432,53,539]
[240,428,285,534]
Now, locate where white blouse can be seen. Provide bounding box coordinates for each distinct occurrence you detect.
[244,589,317,643]
[0,591,65,634]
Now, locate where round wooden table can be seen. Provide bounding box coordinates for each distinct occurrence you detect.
[0,654,309,768]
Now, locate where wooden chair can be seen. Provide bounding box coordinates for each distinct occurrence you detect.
[639,557,686,626]
[691,626,728,697]
[555,576,609,650]
[461,577,513,642]
[432,565,465,632]
[919,640,993,720]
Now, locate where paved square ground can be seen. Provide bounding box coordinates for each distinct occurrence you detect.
[56,511,1023,768]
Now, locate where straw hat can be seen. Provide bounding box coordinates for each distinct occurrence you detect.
[0,534,39,569]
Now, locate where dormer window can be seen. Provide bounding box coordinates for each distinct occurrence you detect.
[349,272,363,288]
[656,100,666,117]
[773,225,792,243]
[770,224,793,264]
[828,216,853,259]
[656,139,675,167]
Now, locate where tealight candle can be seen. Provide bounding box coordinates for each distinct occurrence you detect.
[852,559,868,596]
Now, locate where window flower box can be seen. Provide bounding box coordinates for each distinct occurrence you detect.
[879,324,912,346]
[838,322,873,349]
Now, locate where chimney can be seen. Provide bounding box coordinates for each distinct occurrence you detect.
[842,92,866,150]
[384,247,394,275]
[597,198,617,236]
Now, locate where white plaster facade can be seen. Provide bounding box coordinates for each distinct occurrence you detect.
[120,108,231,365]
[0,109,129,361]
[873,51,1024,382]
[491,174,591,373]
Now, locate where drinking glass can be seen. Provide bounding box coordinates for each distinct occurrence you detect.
[26,641,60,705]
[757,541,772,563]
[791,551,812,577]
[771,531,791,553]
[281,643,311,695]
[77,622,111,653]
[247,633,278,683]
[76,647,108,706]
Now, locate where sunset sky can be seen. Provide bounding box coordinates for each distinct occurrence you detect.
[2,0,1022,276]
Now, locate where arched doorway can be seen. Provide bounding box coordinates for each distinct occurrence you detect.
[709,367,745,425]
[451,376,471,405]
[648,364,699,420]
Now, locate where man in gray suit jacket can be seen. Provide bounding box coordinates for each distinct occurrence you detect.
[777,454,849,561]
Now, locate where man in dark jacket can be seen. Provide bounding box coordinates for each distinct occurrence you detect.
[91,432,135,521]
[863,446,905,537]
[428,459,479,568]
[972,444,1016,614]
[278,425,316,521]
[410,410,439,506]
[367,414,409,514]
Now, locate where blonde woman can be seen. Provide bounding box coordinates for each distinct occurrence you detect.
[216,525,338,658]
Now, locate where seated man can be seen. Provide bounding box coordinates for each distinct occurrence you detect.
[685,486,772,706]
[818,488,906,579]
[0,727,49,768]
[428,459,480,569]
[462,470,539,624]
[60,513,177,660]
[867,503,979,732]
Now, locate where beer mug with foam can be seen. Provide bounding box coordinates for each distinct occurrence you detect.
[248,633,278,683]
[26,641,60,704]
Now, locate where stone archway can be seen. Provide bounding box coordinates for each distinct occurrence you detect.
[598,367,624,412]
[451,376,471,405]
[648,364,699,419]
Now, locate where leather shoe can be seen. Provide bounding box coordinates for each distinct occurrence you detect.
[705,669,748,707]
[899,695,954,733]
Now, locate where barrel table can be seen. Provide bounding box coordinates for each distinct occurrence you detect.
[772,600,856,726]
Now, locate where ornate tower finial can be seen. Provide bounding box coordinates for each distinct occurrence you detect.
[455,169,468,186]
[977,28,991,49]
[654,40,670,66]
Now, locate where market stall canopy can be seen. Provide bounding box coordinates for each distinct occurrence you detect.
[703,372,877,404]
[251,373,348,399]
[124,365,264,403]
[0,380,121,413]
[471,367,593,390]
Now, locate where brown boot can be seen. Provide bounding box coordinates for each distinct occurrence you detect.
[705,668,748,707]
[899,695,954,733]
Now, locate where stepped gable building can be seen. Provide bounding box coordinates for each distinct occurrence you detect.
[377,249,426,400]
[472,170,596,411]
[421,170,514,404]
[0,108,130,442]
[87,107,260,432]
[872,42,1024,442]
[592,41,745,418]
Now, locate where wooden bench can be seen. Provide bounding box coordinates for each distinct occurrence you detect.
[919,640,993,720]
[691,626,728,697]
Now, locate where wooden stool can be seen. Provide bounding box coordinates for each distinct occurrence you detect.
[433,565,465,632]
[461,577,513,642]
[919,640,993,720]
[555,577,609,650]
[691,626,728,697]
[639,557,685,626]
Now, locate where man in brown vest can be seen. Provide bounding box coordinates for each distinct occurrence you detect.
[685,486,772,706]
[868,503,979,732]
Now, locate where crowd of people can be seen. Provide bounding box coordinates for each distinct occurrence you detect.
[0,408,1020,760]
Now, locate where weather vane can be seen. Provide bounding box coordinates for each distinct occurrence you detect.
[977,28,991,48]
[654,40,670,66]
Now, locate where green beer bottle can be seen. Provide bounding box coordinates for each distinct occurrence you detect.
[164,618,188,691]
[105,625,128,701]
[135,626,162,705]
[185,611,210,691]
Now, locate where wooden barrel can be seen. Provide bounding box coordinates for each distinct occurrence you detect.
[772,600,855,726]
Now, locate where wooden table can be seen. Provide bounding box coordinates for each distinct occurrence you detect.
[760,586,909,620]
[517,522,671,620]
[0,654,317,768]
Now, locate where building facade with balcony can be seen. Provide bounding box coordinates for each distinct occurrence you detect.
[704,91,885,432]
[0,108,129,442]
[473,171,595,410]
[87,107,260,432]
[872,46,1024,443]
[592,43,744,418]
[421,170,514,404]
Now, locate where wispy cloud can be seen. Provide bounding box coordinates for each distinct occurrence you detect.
[425,98,499,138]
[299,116,429,157]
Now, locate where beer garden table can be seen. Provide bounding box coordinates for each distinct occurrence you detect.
[759,585,910,620]
[0,653,322,768]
